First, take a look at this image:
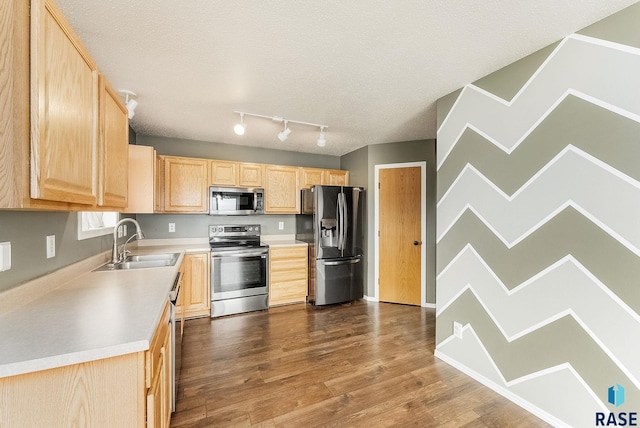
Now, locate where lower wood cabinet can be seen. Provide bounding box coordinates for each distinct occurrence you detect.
[269,245,308,306]
[0,301,172,427]
[177,252,211,319]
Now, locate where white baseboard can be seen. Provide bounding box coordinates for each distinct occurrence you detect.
[434,349,569,428]
[422,302,436,308]
[363,295,378,302]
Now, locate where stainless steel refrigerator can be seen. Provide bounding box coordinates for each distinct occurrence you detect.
[297,185,365,305]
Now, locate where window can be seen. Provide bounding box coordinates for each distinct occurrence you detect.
[77,212,119,240]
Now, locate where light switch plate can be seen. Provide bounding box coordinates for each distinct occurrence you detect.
[278,221,284,230]
[453,321,463,339]
[46,235,56,259]
[0,242,11,271]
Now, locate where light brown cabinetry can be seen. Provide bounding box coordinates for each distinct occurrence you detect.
[326,170,349,186]
[177,252,211,319]
[0,294,173,427]
[0,0,127,210]
[123,145,155,213]
[210,160,238,186]
[264,165,300,214]
[239,163,264,187]
[146,302,172,428]
[269,245,308,306]
[160,156,209,213]
[30,0,99,205]
[98,75,129,208]
[300,168,325,189]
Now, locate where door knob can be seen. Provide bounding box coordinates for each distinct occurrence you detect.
[413,241,421,246]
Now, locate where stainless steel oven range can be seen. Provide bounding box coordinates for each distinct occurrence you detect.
[210,224,269,318]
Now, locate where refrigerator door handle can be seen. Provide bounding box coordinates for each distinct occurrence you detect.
[320,258,361,266]
[341,192,347,251]
[336,195,343,250]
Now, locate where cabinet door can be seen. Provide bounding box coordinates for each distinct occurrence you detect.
[239,163,264,188]
[122,145,155,213]
[325,170,349,186]
[210,160,238,186]
[146,355,163,428]
[163,157,209,212]
[182,252,211,318]
[300,168,325,189]
[99,75,128,207]
[30,0,99,205]
[269,246,308,306]
[264,166,299,214]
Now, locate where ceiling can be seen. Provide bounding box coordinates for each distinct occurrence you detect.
[56,0,638,156]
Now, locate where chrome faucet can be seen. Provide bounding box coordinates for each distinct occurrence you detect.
[112,218,145,263]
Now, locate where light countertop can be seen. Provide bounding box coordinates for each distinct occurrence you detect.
[0,247,185,379]
[261,235,308,248]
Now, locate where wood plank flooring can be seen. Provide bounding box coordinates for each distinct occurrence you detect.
[171,301,549,427]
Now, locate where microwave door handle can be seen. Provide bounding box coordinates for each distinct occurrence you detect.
[253,193,257,212]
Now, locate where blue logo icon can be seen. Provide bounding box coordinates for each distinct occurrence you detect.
[608,384,625,407]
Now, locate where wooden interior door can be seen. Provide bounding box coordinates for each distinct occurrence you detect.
[379,166,421,305]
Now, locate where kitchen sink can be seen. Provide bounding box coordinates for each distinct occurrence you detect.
[94,253,180,271]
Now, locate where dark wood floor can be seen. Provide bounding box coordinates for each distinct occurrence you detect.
[171,301,549,427]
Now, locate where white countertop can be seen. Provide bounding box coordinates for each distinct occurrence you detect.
[0,248,185,379]
[261,235,308,248]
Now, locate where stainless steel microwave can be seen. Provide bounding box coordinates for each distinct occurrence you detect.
[209,186,264,215]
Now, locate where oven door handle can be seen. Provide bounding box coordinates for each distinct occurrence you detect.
[169,272,182,304]
[211,251,269,258]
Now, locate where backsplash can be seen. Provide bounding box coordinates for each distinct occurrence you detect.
[135,214,296,239]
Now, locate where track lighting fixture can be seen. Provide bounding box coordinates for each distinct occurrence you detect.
[277,121,292,142]
[234,113,246,135]
[119,90,138,119]
[233,111,328,146]
[317,127,326,147]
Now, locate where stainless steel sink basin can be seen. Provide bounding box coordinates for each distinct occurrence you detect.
[94,253,180,271]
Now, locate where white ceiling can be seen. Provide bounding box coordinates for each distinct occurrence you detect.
[56,0,637,156]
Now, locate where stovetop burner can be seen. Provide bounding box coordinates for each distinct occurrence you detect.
[209,224,266,251]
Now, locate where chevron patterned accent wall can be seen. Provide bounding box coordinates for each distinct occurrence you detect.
[435,4,640,427]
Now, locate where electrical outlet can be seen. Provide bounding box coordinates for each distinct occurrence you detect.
[453,321,463,339]
[117,226,123,238]
[0,242,11,272]
[278,221,284,230]
[169,223,176,233]
[123,225,127,236]
[46,235,56,259]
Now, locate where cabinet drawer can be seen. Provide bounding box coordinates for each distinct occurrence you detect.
[146,302,170,388]
[269,258,307,274]
[270,267,307,283]
[269,246,307,261]
[270,279,308,304]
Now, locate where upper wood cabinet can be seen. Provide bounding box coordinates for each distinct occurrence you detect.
[210,160,238,186]
[161,156,209,213]
[30,0,99,205]
[239,163,264,188]
[123,145,155,214]
[98,75,129,208]
[265,165,300,214]
[326,170,349,186]
[300,168,325,189]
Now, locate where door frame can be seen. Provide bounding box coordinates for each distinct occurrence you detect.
[374,161,427,307]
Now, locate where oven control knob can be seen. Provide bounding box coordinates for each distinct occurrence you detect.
[248,227,253,231]
[255,226,259,232]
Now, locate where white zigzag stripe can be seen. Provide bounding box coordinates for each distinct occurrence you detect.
[436,278,640,393]
[437,34,640,169]
[435,325,608,427]
[437,245,640,383]
[437,147,640,256]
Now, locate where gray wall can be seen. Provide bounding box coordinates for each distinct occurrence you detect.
[340,140,437,303]
[138,135,341,169]
[0,211,117,292]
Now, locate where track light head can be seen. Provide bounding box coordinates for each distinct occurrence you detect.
[277,121,292,142]
[119,90,138,119]
[317,127,326,147]
[234,113,246,135]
